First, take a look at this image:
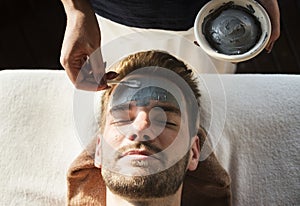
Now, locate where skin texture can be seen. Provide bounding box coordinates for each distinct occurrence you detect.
[60,0,118,91]
[100,99,200,206]
[93,53,202,205]
[258,0,280,53]
[60,0,280,91]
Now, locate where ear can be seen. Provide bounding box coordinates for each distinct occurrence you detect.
[187,135,200,171]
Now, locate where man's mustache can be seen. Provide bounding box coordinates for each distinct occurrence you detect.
[116,142,163,159]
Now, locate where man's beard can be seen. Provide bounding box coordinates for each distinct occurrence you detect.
[101,148,190,200]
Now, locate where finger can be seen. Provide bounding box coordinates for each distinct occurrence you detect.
[94,71,118,91]
[97,84,111,91]
[76,72,115,91]
[265,41,274,53]
[75,62,119,91]
[89,48,106,83]
[87,71,118,88]
[74,78,110,91]
[61,53,88,84]
[74,63,100,91]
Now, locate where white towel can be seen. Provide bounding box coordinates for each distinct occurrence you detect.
[0,70,299,205]
[0,70,81,205]
[199,74,300,205]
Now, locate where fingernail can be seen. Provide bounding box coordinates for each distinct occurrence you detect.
[97,84,110,91]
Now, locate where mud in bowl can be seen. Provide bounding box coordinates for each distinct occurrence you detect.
[194,0,271,63]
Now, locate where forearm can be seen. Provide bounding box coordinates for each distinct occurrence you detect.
[257,0,280,51]
[259,0,280,33]
[60,0,99,40]
[60,0,95,17]
[258,0,280,26]
[258,0,280,13]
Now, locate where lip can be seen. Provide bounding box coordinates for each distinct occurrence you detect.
[122,149,153,157]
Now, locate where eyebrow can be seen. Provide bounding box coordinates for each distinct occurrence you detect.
[110,103,131,113]
[109,103,181,115]
[154,105,181,115]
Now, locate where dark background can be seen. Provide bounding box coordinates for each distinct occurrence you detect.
[0,0,299,74]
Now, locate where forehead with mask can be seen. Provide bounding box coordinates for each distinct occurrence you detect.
[100,50,201,136]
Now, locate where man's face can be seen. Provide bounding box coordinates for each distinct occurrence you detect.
[100,85,192,199]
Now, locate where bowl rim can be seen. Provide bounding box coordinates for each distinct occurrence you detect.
[194,0,271,62]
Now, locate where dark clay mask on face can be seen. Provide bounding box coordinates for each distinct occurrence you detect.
[112,86,179,108]
[108,66,199,136]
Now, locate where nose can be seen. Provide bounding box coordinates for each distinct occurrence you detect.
[132,110,150,131]
[126,110,153,142]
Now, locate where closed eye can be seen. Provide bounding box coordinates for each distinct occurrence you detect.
[111,119,132,126]
[153,119,177,127]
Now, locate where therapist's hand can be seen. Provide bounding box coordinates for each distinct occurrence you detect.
[60,0,116,91]
[259,0,280,53]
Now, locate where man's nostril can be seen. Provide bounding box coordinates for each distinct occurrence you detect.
[143,135,150,141]
[128,134,137,141]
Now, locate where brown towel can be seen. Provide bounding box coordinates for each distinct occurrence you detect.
[67,148,231,206]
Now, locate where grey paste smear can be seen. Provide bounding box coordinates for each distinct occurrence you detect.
[202,1,262,55]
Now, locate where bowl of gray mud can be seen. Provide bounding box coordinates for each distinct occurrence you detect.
[194,0,271,62]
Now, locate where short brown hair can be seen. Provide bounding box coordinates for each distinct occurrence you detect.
[100,50,201,136]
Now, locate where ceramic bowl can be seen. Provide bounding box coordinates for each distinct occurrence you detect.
[194,0,271,62]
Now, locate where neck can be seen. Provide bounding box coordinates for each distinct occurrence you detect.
[106,185,183,206]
